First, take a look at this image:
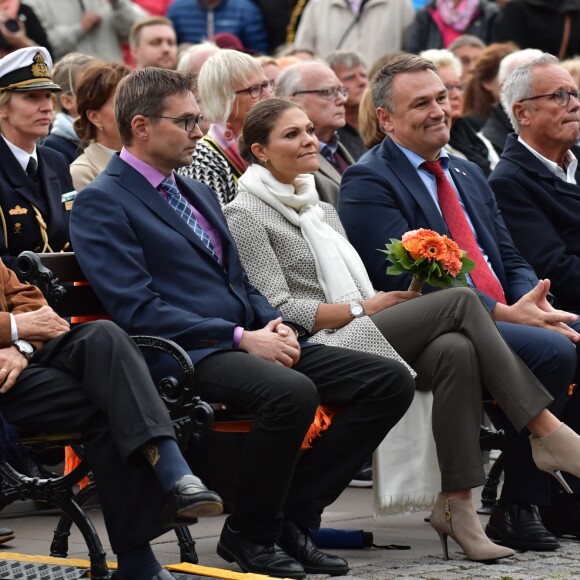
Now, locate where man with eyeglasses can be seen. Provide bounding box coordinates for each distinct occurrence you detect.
[276,60,356,207]
[70,66,415,579]
[339,53,580,554]
[489,58,580,544]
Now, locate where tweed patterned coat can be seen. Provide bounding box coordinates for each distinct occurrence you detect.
[223,189,414,373]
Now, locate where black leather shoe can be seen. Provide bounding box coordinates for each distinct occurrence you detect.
[111,569,175,580]
[161,474,223,525]
[217,519,306,579]
[0,527,14,544]
[280,521,349,576]
[539,488,580,539]
[485,500,560,551]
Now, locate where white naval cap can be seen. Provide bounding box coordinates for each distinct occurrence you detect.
[0,46,62,92]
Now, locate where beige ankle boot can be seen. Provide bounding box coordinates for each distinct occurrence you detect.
[430,494,514,562]
[530,423,580,494]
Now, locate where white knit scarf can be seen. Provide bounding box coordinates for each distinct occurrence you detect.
[237,164,376,304]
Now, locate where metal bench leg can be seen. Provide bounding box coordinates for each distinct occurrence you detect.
[50,482,99,558]
[49,493,109,580]
[175,525,198,564]
[478,452,505,515]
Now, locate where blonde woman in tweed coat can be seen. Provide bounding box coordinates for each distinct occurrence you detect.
[223,98,580,563]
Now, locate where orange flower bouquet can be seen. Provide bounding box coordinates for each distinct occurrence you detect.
[380,229,475,292]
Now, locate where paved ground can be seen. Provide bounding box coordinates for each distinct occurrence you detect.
[1,486,580,579]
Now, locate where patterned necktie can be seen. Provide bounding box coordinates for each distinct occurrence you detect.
[421,160,506,304]
[159,177,220,262]
[26,157,38,181]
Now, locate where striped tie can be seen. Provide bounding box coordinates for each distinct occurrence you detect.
[160,177,219,262]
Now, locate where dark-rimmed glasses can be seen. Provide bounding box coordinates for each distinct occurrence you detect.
[144,114,204,131]
[292,87,349,101]
[518,89,580,108]
[235,79,275,99]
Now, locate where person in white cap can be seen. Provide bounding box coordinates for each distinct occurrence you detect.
[0,46,75,270]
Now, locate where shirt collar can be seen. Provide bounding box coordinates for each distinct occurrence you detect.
[318,131,340,155]
[392,140,450,172]
[2,135,37,173]
[119,146,173,189]
[517,136,578,184]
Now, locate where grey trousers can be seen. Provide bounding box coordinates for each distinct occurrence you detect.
[371,287,554,491]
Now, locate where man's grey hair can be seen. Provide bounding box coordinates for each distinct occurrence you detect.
[498,48,544,86]
[448,34,486,52]
[275,63,307,98]
[500,53,559,132]
[198,49,262,124]
[420,49,462,78]
[176,41,219,73]
[371,53,436,112]
[325,50,365,72]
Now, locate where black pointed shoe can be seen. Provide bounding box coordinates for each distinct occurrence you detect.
[217,519,306,579]
[161,474,223,526]
[485,500,560,551]
[280,520,349,576]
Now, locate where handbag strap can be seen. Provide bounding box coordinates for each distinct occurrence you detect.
[558,13,572,61]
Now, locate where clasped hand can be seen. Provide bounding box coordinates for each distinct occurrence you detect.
[14,305,70,341]
[239,317,301,367]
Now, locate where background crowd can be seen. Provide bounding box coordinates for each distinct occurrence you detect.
[1,0,580,578]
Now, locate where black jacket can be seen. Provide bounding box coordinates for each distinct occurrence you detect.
[0,139,73,270]
[481,104,513,156]
[496,0,580,59]
[405,0,499,54]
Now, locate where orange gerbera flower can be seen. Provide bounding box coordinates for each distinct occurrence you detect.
[417,234,447,261]
[402,229,440,260]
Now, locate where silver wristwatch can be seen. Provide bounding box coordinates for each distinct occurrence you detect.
[12,339,34,360]
[349,302,365,319]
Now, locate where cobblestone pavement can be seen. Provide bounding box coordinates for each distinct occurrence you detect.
[311,540,580,580]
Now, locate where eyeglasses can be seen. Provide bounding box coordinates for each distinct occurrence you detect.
[144,114,204,132]
[235,79,275,99]
[444,83,465,93]
[292,87,349,100]
[518,89,580,108]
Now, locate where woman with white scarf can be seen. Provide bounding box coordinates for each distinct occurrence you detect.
[224,97,580,564]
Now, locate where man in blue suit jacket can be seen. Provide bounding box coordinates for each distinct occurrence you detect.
[338,54,580,552]
[70,67,414,580]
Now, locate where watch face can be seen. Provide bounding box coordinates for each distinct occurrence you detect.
[350,303,364,317]
[14,340,33,355]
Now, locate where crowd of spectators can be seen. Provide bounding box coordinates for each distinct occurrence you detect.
[2,0,580,577]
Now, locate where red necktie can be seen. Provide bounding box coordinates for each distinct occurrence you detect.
[421,160,506,304]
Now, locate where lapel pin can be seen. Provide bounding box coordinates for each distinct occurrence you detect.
[454,167,460,173]
[462,171,467,176]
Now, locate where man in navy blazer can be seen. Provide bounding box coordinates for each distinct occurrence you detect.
[489,54,580,538]
[70,67,414,580]
[338,54,580,552]
[489,54,580,316]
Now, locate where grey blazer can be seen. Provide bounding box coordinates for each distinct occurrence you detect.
[313,142,355,207]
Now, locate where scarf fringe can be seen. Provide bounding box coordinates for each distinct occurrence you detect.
[374,493,436,516]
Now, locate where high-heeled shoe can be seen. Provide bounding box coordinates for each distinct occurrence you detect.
[530,423,580,494]
[430,494,514,562]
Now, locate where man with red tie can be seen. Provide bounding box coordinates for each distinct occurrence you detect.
[338,53,580,554]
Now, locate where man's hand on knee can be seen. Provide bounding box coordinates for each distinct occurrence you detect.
[14,306,70,341]
[0,347,28,393]
[239,317,301,367]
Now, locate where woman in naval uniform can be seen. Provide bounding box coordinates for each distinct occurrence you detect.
[0,46,74,270]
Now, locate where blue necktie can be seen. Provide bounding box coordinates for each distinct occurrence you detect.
[160,177,220,262]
